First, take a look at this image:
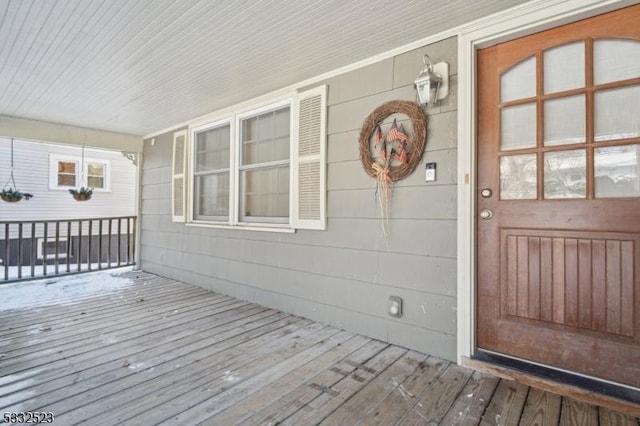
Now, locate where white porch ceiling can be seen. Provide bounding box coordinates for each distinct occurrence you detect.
[0,0,526,137]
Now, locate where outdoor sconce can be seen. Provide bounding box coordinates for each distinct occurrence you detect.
[414,55,449,106]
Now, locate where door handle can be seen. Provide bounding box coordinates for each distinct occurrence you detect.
[479,209,493,220]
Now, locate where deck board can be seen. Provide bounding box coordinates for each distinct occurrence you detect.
[1,271,638,425]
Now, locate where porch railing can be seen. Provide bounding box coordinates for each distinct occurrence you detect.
[0,215,136,283]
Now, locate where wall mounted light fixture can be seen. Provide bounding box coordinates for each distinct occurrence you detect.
[414,55,449,106]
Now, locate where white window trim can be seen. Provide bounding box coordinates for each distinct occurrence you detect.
[190,118,233,224]
[189,97,296,230]
[37,237,69,260]
[49,154,111,192]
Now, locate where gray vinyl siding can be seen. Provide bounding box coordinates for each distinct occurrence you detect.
[140,37,459,360]
[0,138,136,222]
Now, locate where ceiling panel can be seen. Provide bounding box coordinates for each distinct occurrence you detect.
[0,0,526,136]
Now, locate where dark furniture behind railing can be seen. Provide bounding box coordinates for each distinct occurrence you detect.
[1,216,136,283]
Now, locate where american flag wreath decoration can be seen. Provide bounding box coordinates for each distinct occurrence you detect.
[358,100,427,237]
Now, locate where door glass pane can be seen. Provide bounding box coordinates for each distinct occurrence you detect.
[194,172,230,219]
[501,56,536,102]
[543,41,585,93]
[544,95,585,146]
[195,125,230,172]
[595,144,640,198]
[501,103,536,150]
[241,166,289,220]
[544,150,586,199]
[594,39,640,85]
[595,85,640,141]
[500,154,537,199]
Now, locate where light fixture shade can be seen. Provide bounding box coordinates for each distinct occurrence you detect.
[414,71,442,105]
[414,55,448,106]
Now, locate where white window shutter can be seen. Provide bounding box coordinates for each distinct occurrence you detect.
[292,86,326,230]
[172,129,187,222]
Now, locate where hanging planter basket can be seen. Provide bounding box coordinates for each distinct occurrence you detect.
[1,189,33,203]
[69,187,93,202]
[2,139,34,203]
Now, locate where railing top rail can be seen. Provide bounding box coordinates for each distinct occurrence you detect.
[0,216,137,225]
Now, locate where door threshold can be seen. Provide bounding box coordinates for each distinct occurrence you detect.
[463,351,640,417]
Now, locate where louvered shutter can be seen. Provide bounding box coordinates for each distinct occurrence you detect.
[172,129,187,222]
[292,86,326,230]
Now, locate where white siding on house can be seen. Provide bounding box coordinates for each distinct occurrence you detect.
[0,138,136,222]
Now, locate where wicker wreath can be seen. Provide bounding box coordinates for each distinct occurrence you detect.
[359,100,427,182]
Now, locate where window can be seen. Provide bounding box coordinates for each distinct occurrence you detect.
[37,238,69,260]
[182,87,327,230]
[87,163,106,188]
[57,161,77,187]
[239,105,290,223]
[193,123,230,220]
[49,154,110,191]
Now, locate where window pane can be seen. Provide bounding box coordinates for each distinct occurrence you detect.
[544,41,585,94]
[242,166,289,219]
[594,39,640,85]
[544,95,585,146]
[595,144,640,198]
[87,176,104,188]
[194,172,229,219]
[544,150,586,199]
[501,103,536,150]
[500,154,537,199]
[58,174,76,187]
[595,85,640,142]
[501,56,536,102]
[88,163,104,176]
[241,107,290,165]
[195,125,230,172]
[58,161,76,174]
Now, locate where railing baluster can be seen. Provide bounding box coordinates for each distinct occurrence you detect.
[131,217,136,266]
[3,223,9,281]
[17,223,22,279]
[66,221,71,273]
[117,218,122,266]
[30,222,36,278]
[55,222,60,275]
[126,217,131,264]
[98,219,103,270]
[88,220,93,271]
[107,219,112,268]
[77,220,82,272]
[43,222,48,276]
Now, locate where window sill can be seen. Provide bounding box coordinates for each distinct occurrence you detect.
[186,221,296,234]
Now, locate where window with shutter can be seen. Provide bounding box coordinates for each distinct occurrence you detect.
[172,129,187,222]
[292,86,326,230]
[184,86,326,231]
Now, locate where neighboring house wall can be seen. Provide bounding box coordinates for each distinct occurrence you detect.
[140,37,458,360]
[0,138,137,221]
[0,138,137,268]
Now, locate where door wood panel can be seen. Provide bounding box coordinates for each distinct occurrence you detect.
[476,4,640,388]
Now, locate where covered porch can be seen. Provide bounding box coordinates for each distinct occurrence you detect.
[1,271,637,425]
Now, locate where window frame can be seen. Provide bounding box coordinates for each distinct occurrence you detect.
[49,154,111,192]
[189,97,295,229]
[190,118,233,224]
[235,100,293,226]
[37,237,69,260]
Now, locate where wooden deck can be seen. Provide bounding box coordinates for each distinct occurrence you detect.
[0,271,638,425]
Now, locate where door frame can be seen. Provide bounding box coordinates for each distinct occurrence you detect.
[455,0,638,364]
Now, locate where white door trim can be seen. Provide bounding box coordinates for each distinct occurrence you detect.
[455,0,637,364]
